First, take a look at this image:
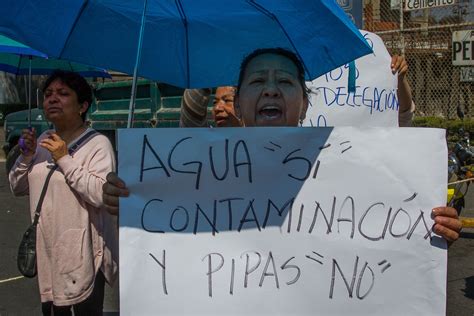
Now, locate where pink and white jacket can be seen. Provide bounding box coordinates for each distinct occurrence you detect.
[9,128,118,306]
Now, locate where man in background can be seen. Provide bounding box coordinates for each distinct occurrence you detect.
[179,86,241,128]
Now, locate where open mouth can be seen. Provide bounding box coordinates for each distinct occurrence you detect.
[259,105,282,120]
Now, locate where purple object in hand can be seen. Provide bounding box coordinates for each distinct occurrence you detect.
[19,138,27,152]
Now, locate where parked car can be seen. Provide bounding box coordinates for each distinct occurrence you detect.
[0,102,30,125]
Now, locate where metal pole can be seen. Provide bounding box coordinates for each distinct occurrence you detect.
[127,0,148,129]
[400,0,405,55]
[28,56,32,127]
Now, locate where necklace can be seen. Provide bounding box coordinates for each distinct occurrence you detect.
[58,123,87,145]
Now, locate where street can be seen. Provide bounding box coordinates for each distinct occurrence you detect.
[0,131,473,315]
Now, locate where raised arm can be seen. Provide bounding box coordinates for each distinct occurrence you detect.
[179,88,212,127]
[391,55,415,127]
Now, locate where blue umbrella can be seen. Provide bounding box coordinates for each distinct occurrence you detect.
[0,35,111,127]
[0,0,372,127]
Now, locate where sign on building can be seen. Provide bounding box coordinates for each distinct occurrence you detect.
[337,0,363,28]
[404,0,456,11]
[460,67,474,82]
[453,30,474,66]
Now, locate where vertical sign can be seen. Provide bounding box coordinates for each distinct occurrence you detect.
[452,30,474,66]
[337,0,363,28]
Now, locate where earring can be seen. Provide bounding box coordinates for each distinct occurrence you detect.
[299,118,303,127]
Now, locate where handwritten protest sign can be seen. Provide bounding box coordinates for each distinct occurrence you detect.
[303,31,399,127]
[119,127,447,315]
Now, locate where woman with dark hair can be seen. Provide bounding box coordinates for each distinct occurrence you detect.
[9,70,118,315]
[234,47,309,127]
[103,48,461,243]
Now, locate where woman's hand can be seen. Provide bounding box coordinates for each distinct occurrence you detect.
[39,132,68,162]
[432,206,462,243]
[19,128,37,157]
[102,172,129,215]
[391,55,408,79]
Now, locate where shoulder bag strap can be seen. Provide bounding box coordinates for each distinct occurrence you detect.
[31,129,99,225]
[68,129,98,155]
[31,165,56,226]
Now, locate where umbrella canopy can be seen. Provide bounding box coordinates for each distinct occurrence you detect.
[0,0,372,89]
[0,34,46,57]
[0,53,112,78]
[0,34,111,128]
[0,34,111,78]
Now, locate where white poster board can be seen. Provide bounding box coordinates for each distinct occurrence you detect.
[303,31,399,127]
[119,127,447,315]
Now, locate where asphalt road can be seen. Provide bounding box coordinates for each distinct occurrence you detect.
[0,129,472,315]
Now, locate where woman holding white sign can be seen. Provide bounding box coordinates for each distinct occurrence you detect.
[102,48,461,243]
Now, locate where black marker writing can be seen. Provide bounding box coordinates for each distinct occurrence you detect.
[168,137,203,190]
[140,135,170,182]
[259,251,280,289]
[202,253,225,297]
[241,251,261,288]
[233,140,253,183]
[282,149,312,181]
[149,250,167,295]
[280,256,301,285]
[209,139,230,181]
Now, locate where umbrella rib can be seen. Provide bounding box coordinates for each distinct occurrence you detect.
[128,0,149,128]
[246,0,312,80]
[175,0,190,88]
[15,54,22,76]
[58,0,90,58]
[28,56,32,127]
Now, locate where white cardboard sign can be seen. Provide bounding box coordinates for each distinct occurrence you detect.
[119,127,447,315]
[303,31,399,128]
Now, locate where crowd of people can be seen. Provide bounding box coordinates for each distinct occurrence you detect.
[9,47,462,314]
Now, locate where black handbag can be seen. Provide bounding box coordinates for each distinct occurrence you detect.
[17,130,98,278]
[17,165,57,278]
